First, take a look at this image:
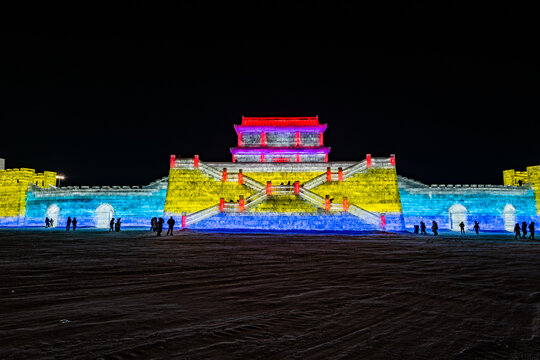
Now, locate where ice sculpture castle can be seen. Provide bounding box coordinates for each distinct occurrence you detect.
[1,116,539,233]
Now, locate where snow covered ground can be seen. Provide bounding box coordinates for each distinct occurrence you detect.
[1,229,539,359]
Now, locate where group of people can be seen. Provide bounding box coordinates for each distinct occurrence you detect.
[66,216,77,231]
[415,219,535,239]
[109,218,122,232]
[44,217,55,228]
[513,221,535,239]
[150,216,176,236]
[416,221,440,236]
[416,220,481,236]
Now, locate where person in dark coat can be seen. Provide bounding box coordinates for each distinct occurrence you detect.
[66,217,72,231]
[529,222,535,240]
[109,218,115,232]
[72,218,77,231]
[432,221,438,236]
[521,222,528,238]
[45,217,50,228]
[459,221,465,234]
[420,221,427,235]
[167,216,175,236]
[514,223,521,239]
[115,218,122,232]
[151,217,157,232]
[473,221,480,235]
[157,217,164,236]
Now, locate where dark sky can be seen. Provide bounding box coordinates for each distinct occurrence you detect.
[1,23,538,186]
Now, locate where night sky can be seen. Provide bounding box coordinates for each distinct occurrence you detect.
[1,26,538,187]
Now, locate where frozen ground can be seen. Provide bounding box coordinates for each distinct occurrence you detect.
[1,229,540,359]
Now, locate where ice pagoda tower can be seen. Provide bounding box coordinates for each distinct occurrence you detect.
[230,116,331,163]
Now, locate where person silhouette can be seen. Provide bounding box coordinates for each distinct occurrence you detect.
[459,221,465,234]
[167,216,175,235]
[529,222,535,240]
[72,217,77,231]
[115,218,122,232]
[50,218,54,227]
[45,217,50,228]
[66,217,72,231]
[521,221,528,238]
[432,221,438,236]
[473,221,480,235]
[514,223,522,239]
[151,217,157,232]
[157,217,164,236]
[420,221,427,235]
[109,218,115,232]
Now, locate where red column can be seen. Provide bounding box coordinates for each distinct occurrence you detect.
[219,198,225,212]
[266,181,272,196]
[295,153,300,163]
[338,167,343,182]
[390,154,396,166]
[238,169,243,185]
[324,154,328,162]
[325,195,330,212]
[295,131,301,147]
[366,153,372,168]
[261,153,265,162]
[326,167,332,182]
[232,154,236,162]
[170,154,176,169]
[294,181,300,195]
[194,154,199,168]
[181,212,186,228]
[222,168,227,182]
[261,132,266,147]
[238,132,243,147]
[319,132,324,146]
[381,214,386,230]
[343,197,349,212]
[239,196,245,212]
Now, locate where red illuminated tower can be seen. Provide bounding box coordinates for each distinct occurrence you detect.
[230,116,330,162]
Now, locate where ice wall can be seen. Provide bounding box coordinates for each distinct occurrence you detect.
[23,179,168,228]
[398,176,539,232]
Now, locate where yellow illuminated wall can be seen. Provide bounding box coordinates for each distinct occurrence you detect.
[244,172,323,186]
[503,169,529,186]
[249,195,319,213]
[164,169,254,214]
[0,168,57,217]
[503,165,540,214]
[526,165,540,214]
[311,168,402,213]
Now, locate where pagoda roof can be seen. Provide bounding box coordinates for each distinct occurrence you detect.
[241,116,319,127]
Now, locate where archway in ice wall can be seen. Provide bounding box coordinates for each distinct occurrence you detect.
[448,204,467,231]
[46,204,60,228]
[95,204,115,228]
[503,204,516,232]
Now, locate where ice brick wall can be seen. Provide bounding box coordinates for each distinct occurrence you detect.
[311,168,403,214]
[398,176,539,232]
[190,212,379,232]
[249,195,319,213]
[0,168,56,227]
[24,182,167,228]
